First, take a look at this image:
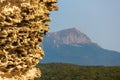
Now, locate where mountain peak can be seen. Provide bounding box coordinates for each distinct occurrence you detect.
[42,28,120,66]
[57,27,80,34]
[44,28,92,46]
[61,27,79,31]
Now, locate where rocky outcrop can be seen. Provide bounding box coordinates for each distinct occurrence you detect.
[0,0,58,80]
[44,28,92,47]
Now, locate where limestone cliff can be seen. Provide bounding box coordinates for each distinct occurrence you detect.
[44,28,92,47]
[0,0,58,80]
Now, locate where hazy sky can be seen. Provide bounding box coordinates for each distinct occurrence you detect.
[49,0,120,52]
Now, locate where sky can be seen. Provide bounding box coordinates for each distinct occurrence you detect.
[49,0,120,52]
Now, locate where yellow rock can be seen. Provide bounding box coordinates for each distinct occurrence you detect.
[0,0,58,79]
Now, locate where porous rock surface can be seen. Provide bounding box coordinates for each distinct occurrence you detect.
[0,0,58,80]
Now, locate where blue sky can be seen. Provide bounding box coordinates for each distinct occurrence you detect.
[49,0,120,52]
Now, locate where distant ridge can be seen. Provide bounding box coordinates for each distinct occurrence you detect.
[42,28,120,66]
[43,28,92,47]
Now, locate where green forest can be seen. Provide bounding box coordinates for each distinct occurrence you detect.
[35,63,120,80]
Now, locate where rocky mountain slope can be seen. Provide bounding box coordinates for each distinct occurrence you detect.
[43,28,92,47]
[41,28,120,66]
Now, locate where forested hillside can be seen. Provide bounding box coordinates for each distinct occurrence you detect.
[35,63,120,80]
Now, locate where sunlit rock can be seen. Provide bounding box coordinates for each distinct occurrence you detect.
[0,0,58,80]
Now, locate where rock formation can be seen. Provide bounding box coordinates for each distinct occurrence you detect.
[0,0,58,80]
[43,28,92,47]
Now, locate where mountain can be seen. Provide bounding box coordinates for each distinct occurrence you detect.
[41,28,120,66]
[44,28,92,46]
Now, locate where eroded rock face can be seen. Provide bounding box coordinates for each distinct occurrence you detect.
[0,0,58,80]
